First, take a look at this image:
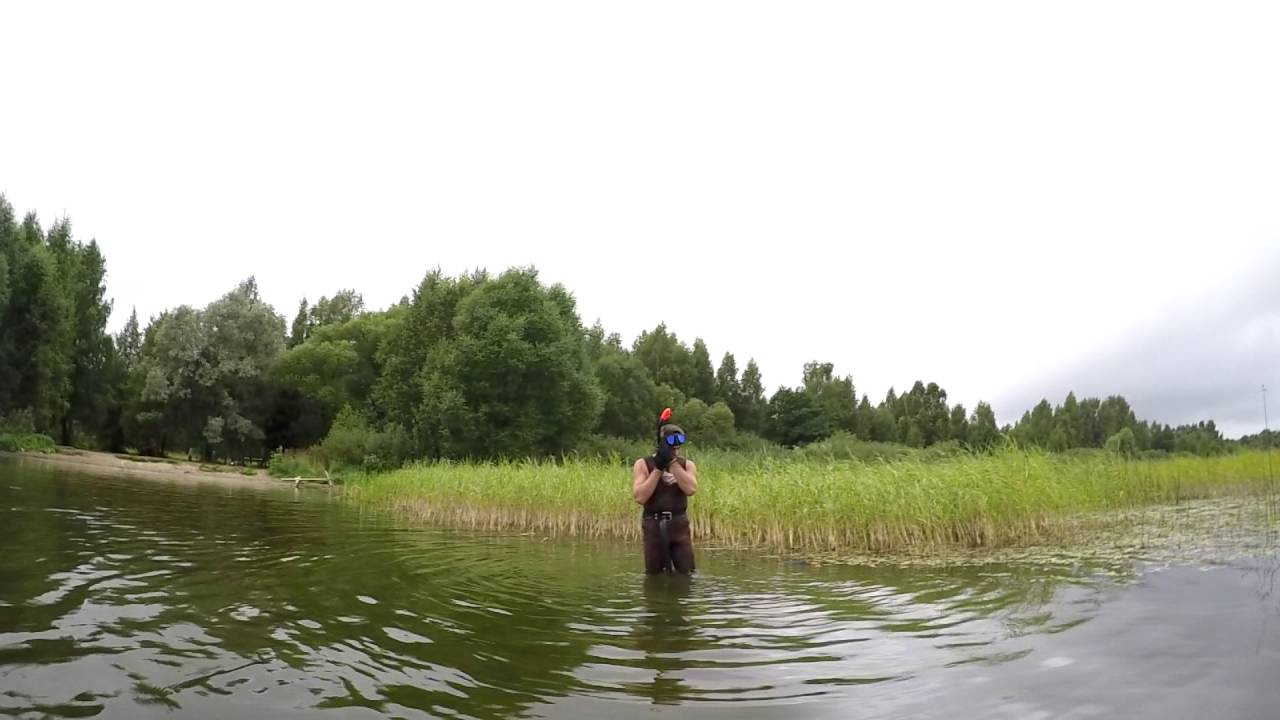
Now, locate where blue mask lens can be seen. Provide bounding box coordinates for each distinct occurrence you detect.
[665,433,686,447]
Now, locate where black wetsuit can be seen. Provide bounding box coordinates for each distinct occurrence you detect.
[641,456,695,574]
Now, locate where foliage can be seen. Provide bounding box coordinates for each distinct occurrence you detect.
[585,325,658,439]
[967,402,1000,450]
[0,200,116,446]
[287,290,365,347]
[765,387,829,446]
[1104,427,1137,456]
[269,307,403,447]
[571,434,652,464]
[0,433,57,453]
[1010,391,1228,456]
[737,359,768,435]
[632,324,695,397]
[0,193,1250,472]
[689,339,717,403]
[268,449,327,478]
[127,278,285,459]
[791,432,916,463]
[400,267,602,459]
[314,406,411,472]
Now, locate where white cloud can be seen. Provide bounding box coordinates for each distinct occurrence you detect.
[2,0,1277,427]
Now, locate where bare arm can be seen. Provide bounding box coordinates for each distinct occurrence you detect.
[668,459,698,496]
[632,458,662,505]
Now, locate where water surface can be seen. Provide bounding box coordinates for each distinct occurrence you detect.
[2,457,1278,719]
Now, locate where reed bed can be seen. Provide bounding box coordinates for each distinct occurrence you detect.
[343,448,1279,554]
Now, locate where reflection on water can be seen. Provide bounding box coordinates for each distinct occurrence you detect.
[1,457,1278,719]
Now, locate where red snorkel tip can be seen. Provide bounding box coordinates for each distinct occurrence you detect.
[659,408,672,423]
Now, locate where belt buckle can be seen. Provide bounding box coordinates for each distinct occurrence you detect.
[659,511,673,520]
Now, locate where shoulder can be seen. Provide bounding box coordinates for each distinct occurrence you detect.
[681,458,697,472]
[633,457,652,472]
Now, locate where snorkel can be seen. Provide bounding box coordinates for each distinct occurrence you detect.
[657,407,672,438]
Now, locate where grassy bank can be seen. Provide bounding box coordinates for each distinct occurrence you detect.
[0,433,57,454]
[345,448,1279,554]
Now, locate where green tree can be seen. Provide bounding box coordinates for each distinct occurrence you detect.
[287,290,366,348]
[310,290,364,327]
[876,389,902,443]
[801,361,857,438]
[448,268,601,457]
[1076,396,1103,448]
[1150,422,1176,452]
[374,269,486,446]
[947,404,969,443]
[886,381,951,446]
[115,308,142,371]
[715,352,741,412]
[655,383,687,419]
[856,395,881,441]
[128,279,285,459]
[0,204,119,446]
[1097,395,1137,440]
[632,324,695,397]
[698,402,736,446]
[765,387,829,446]
[1055,392,1081,447]
[61,238,114,445]
[1015,399,1055,447]
[386,268,603,459]
[0,251,8,325]
[3,235,67,431]
[671,398,735,447]
[689,338,717,403]
[128,305,203,455]
[737,359,768,435]
[288,299,310,348]
[967,402,1000,450]
[590,339,659,439]
[1131,420,1152,451]
[1047,424,1070,452]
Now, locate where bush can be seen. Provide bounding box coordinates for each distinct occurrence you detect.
[315,407,372,470]
[21,433,56,453]
[314,407,413,473]
[363,423,412,472]
[268,449,326,478]
[1105,427,1138,457]
[919,440,968,462]
[0,433,57,454]
[571,434,651,464]
[794,432,917,463]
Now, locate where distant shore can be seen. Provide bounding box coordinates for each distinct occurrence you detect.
[0,448,330,490]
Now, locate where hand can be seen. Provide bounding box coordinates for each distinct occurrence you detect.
[654,441,674,471]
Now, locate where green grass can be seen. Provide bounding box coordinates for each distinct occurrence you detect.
[344,447,1280,554]
[0,433,58,454]
[268,449,328,479]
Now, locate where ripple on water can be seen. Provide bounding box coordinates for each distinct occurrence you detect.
[7,460,1266,720]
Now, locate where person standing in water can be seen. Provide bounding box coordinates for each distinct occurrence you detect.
[632,413,699,574]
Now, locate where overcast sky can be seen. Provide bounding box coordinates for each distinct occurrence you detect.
[2,1,1277,437]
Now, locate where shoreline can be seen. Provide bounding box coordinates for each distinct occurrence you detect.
[1,448,332,491]
[7,448,1279,567]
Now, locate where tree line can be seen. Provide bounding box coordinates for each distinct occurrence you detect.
[0,196,1234,467]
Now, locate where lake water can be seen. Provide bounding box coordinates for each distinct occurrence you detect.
[2,456,1279,719]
